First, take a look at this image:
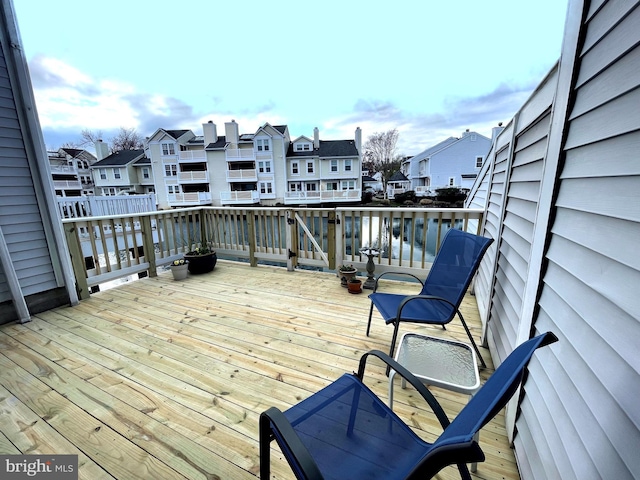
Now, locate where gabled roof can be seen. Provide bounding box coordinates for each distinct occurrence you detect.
[286,139,359,158]
[188,136,204,145]
[273,125,287,135]
[389,171,409,182]
[60,148,83,157]
[362,175,377,182]
[134,157,151,166]
[91,149,145,167]
[164,129,190,140]
[292,135,313,143]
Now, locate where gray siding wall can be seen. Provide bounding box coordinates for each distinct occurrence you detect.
[467,0,640,478]
[516,1,640,478]
[0,2,71,323]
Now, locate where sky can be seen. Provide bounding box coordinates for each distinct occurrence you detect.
[13,0,569,156]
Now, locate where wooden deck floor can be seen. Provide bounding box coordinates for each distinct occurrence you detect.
[0,261,519,480]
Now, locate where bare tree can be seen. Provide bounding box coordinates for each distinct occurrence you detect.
[80,128,104,147]
[110,127,144,151]
[363,129,401,193]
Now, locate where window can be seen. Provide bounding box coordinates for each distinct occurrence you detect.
[165,164,177,177]
[291,161,299,175]
[289,182,302,192]
[330,160,338,172]
[142,167,150,179]
[295,144,303,151]
[102,187,117,196]
[256,139,270,152]
[475,156,483,168]
[342,180,356,190]
[296,143,311,151]
[449,177,455,186]
[307,161,314,174]
[167,185,180,195]
[260,182,273,194]
[161,143,175,155]
[344,159,352,172]
[306,183,317,191]
[303,144,310,151]
[99,168,107,180]
[326,182,338,191]
[113,168,121,179]
[258,161,272,173]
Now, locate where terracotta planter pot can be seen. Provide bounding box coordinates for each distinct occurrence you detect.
[184,252,217,274]
[347,279,362,294]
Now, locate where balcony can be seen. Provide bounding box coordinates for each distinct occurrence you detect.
[178,170,209,183]
[284,190,322,204]
[53,179,82,190]
[50,164,77,174]
[226,169,258,182]
[225,148,255,162]
[167,191,212,206]
[220,190,260,204]
[0,259,516,479]
[178,150,206,162]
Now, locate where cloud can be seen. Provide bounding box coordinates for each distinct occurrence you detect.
[321,81,535,155]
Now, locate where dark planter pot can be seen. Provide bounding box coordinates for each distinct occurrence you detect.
[184,252,217,274]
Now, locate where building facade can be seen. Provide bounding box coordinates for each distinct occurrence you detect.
[406,130,491,193]
[146,121,362,209]
[90,149,152,196]
[48,147,97,197]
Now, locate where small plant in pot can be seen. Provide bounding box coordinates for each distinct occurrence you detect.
[184,242,217,274]
[338,264,357,287]
[170,259,189,280]
[347,277,363,294]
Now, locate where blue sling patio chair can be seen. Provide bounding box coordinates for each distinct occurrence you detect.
[260,332,558,480]
[367,228,493,368]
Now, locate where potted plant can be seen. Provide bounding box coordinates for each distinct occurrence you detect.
[338,264,357,287]
[170,259,189,280]
[347,277,363,294]
[184,242,217,274]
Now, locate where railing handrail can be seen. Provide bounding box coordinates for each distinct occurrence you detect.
[62,205,484,299]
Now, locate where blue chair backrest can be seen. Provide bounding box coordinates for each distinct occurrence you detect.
[421,229,493,307]
[437,332,557,445]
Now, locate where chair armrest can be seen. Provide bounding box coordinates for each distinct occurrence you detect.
[260,407,324,480]
[357,350,451,429]
[372,271,424,293]
[396,294,458,320]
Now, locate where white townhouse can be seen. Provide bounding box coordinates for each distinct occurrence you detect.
[48,147,97,197]
[285,127,362,204]
[146,120,362,209]
[90,149,152,196]
[407,130,492,194]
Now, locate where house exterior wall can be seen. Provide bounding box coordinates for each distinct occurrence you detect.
[466,1,640,478]
[428,132,491,189]
[0,0,75,323]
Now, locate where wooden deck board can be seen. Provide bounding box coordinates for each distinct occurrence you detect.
[0,260,519,480]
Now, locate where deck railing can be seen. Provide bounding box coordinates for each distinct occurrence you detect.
[62,206,484,299]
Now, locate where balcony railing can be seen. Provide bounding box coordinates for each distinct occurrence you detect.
[178,150,206,161]
[53,179,83,190]
[50,165,77,174]
[167,192,212,207]
[225,149,256,161]
[220,191,260,204]
[62,206,484,298]
[178,171,209,183]
[226,169,258,182]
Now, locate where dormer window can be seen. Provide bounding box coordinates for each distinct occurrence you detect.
[295,143,311,151]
